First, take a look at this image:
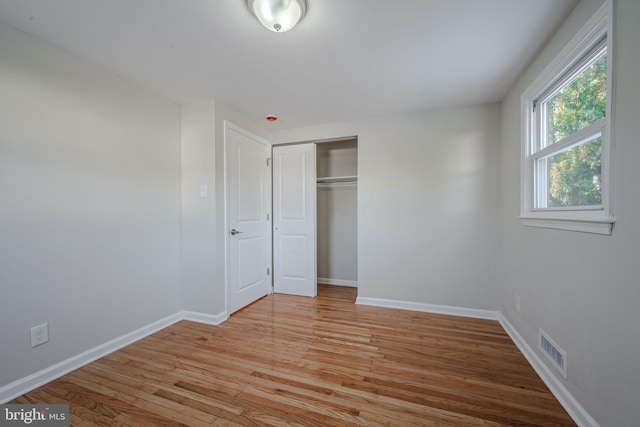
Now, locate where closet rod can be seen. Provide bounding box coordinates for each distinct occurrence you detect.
[316,176,357,183]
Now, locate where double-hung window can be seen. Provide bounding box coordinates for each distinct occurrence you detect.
[520,1,614,235]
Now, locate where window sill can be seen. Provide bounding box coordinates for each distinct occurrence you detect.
[518,216,615,235]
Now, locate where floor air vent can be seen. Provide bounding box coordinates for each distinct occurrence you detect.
[539,329,567,379]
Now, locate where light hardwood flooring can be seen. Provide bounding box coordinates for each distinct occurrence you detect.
[12,285,576,426]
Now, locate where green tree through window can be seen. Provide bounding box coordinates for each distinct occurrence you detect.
[542,52,606,207]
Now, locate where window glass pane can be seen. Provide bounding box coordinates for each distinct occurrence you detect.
[543,52,607,147]
[537,135,602,207]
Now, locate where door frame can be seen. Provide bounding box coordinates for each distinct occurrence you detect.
[223,120,273,315]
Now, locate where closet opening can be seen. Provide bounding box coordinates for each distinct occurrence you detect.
[316,138,358,298]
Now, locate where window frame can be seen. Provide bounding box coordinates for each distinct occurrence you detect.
[520,0,614,235]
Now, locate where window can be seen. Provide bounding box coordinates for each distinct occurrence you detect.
[520,1,614,235]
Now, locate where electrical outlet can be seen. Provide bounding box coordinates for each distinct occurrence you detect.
[515,295,521,312]
[31,323,48,347]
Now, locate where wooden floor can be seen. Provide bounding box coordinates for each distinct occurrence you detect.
[12,285,576,426]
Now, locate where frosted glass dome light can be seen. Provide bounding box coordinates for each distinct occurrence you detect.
[246,0,307,33]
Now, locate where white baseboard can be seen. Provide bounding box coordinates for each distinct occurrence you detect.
[181,310,228,325]
[0,310,227,403]
[498,314,600,427]
[355,296,499,321]
[318,278,358,287]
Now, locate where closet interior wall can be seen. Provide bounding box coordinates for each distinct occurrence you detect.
[316,139,358,287]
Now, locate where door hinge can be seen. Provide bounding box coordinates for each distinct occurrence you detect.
[267,268,270,276]
[267,158,271,166]
[267,213,270,221]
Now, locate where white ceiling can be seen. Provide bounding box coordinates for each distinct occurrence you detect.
[0,0,578,129]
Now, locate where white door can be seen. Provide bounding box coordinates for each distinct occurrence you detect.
[226,122,272,314]
[273,143,317,297]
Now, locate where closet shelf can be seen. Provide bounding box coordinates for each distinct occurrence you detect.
[316,175,357,183]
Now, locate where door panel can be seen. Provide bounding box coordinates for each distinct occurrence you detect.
[280,154,305,219]
[226,122,271,314]
[237,145,263,221]
[238,237,263,290]
[280,235,306,278]
[273,143,316,297]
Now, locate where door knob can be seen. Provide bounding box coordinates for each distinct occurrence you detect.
[230,229,244,235]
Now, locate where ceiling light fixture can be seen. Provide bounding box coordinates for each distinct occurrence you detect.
[246,0,307,33]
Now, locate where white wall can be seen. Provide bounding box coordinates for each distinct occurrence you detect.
[499,0,640,425]
[317,141,358,285]
[276,104,501,311]
[181,101,217,313]
[0,23,182,386]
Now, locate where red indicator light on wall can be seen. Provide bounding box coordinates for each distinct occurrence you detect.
[265,115,278,122]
